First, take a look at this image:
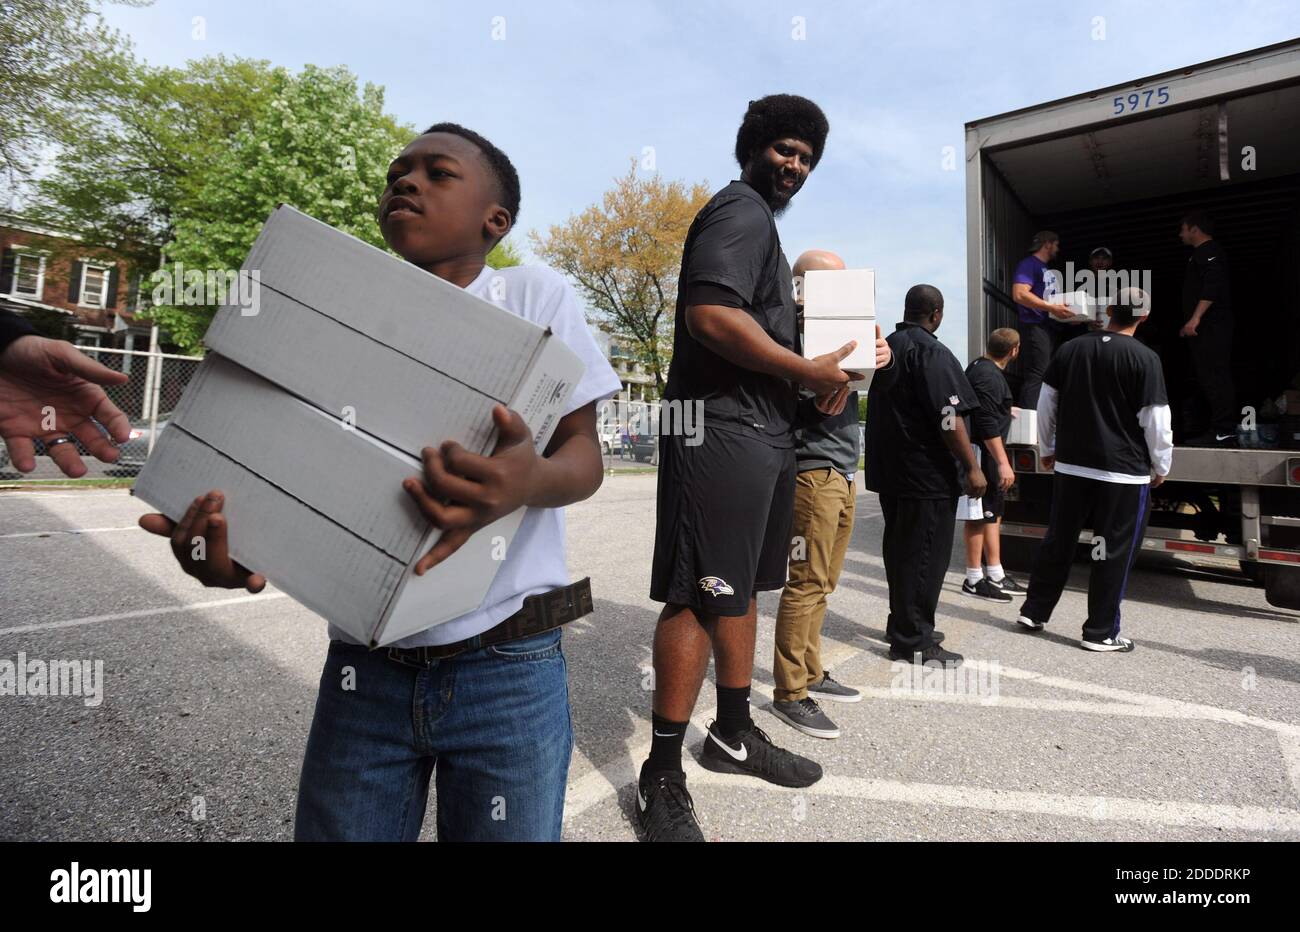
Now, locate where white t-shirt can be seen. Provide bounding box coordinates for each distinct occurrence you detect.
[327,262,622,648]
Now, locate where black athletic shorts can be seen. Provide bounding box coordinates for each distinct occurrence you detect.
[956,441,1005,524]
[649,426,796,616]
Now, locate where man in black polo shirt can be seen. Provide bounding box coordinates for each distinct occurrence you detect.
[866,284,985,668]
[1016,288,1173,651]
[639,95,891,842]
[1178,211,1235,446]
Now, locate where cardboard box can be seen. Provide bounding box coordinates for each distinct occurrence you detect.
[801,268,876,389]
[1048,289,1098,324]
[1005,408,1038,446]
[133,205,585,646]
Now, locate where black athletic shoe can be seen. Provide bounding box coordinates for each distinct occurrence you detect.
[637,768,705,842]
[1081,636,1136,652]
[699,720,823,788]
[1016,614,1044,631]
[962,577,1012,603]
[807,669,861,703]
[771,697,840,739]
[933,630,946,645]
[990,574,1025,596]
[888,644,964,667]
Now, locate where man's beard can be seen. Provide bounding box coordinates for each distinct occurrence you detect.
[760,161,799,215]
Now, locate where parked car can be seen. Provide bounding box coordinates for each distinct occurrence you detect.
[630,432,658,464]
[113,418,170,474]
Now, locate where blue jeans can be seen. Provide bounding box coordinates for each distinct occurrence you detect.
[294,628,573,841]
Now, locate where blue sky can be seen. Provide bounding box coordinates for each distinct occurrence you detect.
[100,0,1300,359]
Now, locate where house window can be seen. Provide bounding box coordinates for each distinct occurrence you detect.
[79,263,110,308]
[12,251,46,298]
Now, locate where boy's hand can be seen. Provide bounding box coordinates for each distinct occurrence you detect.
[963,466,988,500]
[873,324,892,370]
[138,490,267,592]
[405,404,540,574]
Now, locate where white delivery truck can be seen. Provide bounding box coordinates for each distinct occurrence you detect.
[965,39,1300,609]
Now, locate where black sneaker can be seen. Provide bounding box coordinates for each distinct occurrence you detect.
[932,630,946,645]
[1081,636,1135,652]
[807,670,861,703]
[990,574,1025,596]
[888,644,964,667]
[962,577,1012,602]
[637,767,705,842]
[771,697,840,739]
[699,720,823,787]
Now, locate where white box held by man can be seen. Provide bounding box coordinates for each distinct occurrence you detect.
[133,205,585,647]
[801,268,877,389]
[1005,408,1038,446]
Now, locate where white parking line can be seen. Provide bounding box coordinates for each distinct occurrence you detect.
[0,526,140,540]
[687,770,1300,834]
[565,633,1300,833]
[0,592,289,636]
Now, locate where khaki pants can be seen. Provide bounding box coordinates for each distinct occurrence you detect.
[774,468,856,702]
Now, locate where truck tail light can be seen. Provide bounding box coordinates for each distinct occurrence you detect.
[1013,449,1037,472]
[1289,458,1300,486]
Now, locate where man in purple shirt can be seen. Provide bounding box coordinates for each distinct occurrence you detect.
[1012,231,1082,407]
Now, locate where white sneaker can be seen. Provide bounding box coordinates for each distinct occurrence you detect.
[1016,615,1044,631]
[1081,636,1135,652]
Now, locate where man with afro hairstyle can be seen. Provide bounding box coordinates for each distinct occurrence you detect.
[639,94,893,841]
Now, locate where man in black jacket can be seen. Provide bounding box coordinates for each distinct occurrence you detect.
[1178,211,1235,446]
[866,284,986,668]
[0,309,131,476]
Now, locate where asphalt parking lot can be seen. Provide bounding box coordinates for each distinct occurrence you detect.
[1,475,1298,841]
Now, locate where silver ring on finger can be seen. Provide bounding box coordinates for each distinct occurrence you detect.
[45,435,77,448]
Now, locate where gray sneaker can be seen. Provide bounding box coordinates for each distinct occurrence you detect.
[808,670,861,703]
[771,697,840,739]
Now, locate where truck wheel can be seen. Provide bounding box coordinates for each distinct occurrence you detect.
[1264,565,1300,610]
[998,534,1039,573]
[1239,560,1266,587]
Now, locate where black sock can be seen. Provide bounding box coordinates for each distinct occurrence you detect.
[715,684,752,738]
[646,713,688,775]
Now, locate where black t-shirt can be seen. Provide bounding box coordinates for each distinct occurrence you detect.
[964,356,1013,444]
[662,180,800,447]
[865,322,978,499]
[1182,239,1230,321]
[1044,330,1167,475]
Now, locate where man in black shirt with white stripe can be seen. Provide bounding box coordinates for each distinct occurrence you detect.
[1178,211,1235,446]
[1016,288,1173,651]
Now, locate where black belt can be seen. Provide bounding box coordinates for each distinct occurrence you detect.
[385,577,594,668]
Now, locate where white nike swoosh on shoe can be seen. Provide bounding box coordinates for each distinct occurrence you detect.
[637,788,647,811]
[653,730,676,737]
[708,730,748,761]
[1216,434,1234,441]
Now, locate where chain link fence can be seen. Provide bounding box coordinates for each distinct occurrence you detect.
[0,346,203,482]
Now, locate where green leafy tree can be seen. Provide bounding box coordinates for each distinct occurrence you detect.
[0,0,139,189]
[149,65,414,349]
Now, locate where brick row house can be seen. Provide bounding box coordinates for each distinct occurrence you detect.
[0,212,193,420]
[0,212,159,351]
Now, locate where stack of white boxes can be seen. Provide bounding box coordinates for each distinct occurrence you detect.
[800,268,877,389]
[1005,408,1038,446]
[133,205,585,647]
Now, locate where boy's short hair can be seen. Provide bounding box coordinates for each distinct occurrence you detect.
[734,94,829,170]
[1109,286,1151,326]
[1030,230,1059,251]
[987,327,1020,359]
[422,122,522,232]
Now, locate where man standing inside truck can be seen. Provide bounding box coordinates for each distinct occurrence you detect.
[1179,211,1236,447]
[1012,231,1084,407]
[866,284,986,668]
[1016,288,1173,652]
